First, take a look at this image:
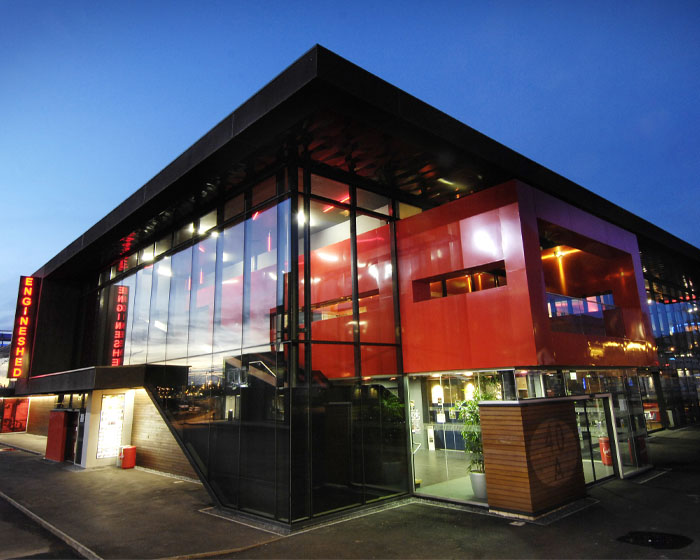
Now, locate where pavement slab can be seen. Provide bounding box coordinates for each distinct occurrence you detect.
[0,426,698,559]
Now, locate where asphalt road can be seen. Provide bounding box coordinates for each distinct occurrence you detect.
[0,494,79,559]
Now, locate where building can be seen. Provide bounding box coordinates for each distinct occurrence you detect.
[4,46,700,526]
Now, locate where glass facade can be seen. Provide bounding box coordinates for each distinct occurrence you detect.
[642,248,700,429]
[95,169,407,522]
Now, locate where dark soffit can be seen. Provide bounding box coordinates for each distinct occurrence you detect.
[35,45,700,279]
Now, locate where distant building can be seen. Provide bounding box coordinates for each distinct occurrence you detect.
[5,46,699,525]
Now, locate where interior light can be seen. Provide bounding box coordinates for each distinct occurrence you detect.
[465,382,475,400]
[431,384,444,404]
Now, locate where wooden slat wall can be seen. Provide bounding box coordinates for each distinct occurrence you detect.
[27,396,56,436]
[131,389,198,479]
[481,400,586,516]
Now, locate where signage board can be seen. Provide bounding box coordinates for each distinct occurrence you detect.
[96,393,125,459]
[8,276,42,379]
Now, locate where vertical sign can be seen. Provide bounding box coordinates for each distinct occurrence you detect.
[8,276,42,379]
[107,285,129,366]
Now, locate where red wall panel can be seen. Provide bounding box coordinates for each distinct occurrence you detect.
[397,182,539,372]
[396,180,657,372]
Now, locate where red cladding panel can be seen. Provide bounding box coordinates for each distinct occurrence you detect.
[396,180,657,372]
[520,184,657,367]
[45,410,69,462]
[397,182,539,372]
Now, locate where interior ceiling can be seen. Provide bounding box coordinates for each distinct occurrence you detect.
[299,109,510,206]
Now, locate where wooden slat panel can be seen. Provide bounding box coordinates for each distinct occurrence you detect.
[27,396,55,436]
[131,389,198,479]
[481,400,586,515]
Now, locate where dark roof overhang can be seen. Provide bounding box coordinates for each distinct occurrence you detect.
[15,364,189,395]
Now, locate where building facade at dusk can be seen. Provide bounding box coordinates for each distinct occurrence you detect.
[3,46,700,525]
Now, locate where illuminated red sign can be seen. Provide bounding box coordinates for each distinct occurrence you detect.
[8,276,42,379]
[108,285,129,366]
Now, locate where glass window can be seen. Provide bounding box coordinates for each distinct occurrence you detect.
[213,222,245,354]
[198,210,217,235]
[360,345,397,377]
[138,244,155,265]
[166,246,193,360]
[147,256,171,363]
[243,202,288,350]
[154,234,172,257]
[188,236,218,358]
[356,214,395,344]
[174,223,194,246]
[224,194,244,222]
[311,174,349,204]
[128,266,153,364]
[307,200,353,342]
[251,175,277,207]
[119,274,137,365]
[357,188,390,215]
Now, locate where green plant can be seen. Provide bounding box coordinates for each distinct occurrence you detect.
[456,379,500,473]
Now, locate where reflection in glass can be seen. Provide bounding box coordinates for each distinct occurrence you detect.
[129,266,153,364]
[214,222,244,354]
[356,215,394,344]
[166,247,193,360]
[244,204,279,350]
[307,343,407,517]
[307,199,352,342]
[188,236,217,358]
[147,257,172,363]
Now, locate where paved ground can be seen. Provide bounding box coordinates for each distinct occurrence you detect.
[0,432,48,455]
[0,427,698,559]
[0,495,78,559]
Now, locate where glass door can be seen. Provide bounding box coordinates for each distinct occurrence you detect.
[574,395,616,483]
[607,375,651,476]
[407,372,501,504]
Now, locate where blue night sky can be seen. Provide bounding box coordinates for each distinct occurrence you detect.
[1,0,699,330]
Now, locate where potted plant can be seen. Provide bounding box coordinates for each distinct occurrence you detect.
[456,381,498,500]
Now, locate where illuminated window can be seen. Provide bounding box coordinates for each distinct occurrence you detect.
[413,262,507,302]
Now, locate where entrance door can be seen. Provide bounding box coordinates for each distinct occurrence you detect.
[407,372,501,503]
[64,411,80,463]
[574,395,616,483]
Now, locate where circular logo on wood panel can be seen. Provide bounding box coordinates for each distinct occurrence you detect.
[530,419,579,487]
